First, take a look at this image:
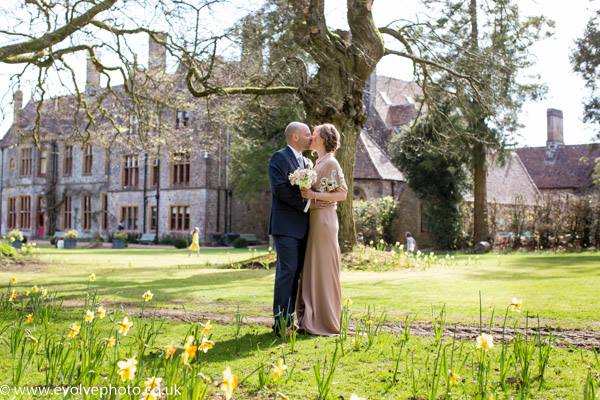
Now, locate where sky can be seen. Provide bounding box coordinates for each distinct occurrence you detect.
[0,0,598,147]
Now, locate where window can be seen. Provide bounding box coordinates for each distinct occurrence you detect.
[150,159,159,187]
[9,158,15,171]
[171,152,190,186]
[62,195,72,230]
[175,111,190,129]
[7,198,17,229]
[82,194,92,231]
[64,145,73,176]
[20,147,32,176]
[83,144,93,175]
[122,155,139,188]
[101,193,108,230]
[36,196,44,230]
[105,149,111,175]
[18,196,31,229]
[150,206,157,231]
[121,206,138,230]
[129,114,139,135]
[37,147,48,176]
[169,205,190,231]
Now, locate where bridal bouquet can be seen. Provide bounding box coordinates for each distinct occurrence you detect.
[289,167,317,212]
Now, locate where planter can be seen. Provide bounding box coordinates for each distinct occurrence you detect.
[112,239,126,249]
[12,240,22,250]
[64,239,77,249]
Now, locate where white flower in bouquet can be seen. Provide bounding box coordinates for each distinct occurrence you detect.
[288,167,317,212]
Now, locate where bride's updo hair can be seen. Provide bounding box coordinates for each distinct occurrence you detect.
[316,123,341,153]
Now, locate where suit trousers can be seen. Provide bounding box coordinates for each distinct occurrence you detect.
[272,234,307,326]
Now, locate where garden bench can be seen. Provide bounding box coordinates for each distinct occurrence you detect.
[53,231,65,239]
[138,233,156,244]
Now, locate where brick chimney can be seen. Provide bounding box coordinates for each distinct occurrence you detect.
[546,108,564,145]
[85,55,101,95]
[13,89,23,125]
[148,32,167,73]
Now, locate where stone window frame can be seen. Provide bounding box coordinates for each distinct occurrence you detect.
[120,205,139,231]
[62,195,72,230]
[122,155,140,189]
[170,152,190,187]
[101,193,108,230]
[82,144,93,175]
[82,194,92,231]
[37,146,48,177]
[175,110,191,129]
[20,147,33,176]
[149,205,157,231]
[169,205,190,231]
[150,158,159,187]
[7,197,17,229]
[36,195,45,233]
[63,145,73,176]
[18,196,31,229]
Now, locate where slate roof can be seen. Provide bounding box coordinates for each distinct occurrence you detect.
[354,131,404,181]
[516,144,600,191]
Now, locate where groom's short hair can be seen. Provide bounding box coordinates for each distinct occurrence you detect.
[284,122,308,142]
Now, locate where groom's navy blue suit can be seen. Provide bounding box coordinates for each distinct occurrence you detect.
[268,146,309,327]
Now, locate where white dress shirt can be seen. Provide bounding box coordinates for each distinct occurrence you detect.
[287,145,304,167]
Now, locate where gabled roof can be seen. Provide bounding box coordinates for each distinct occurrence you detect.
[355,131,404,181]
[516,144,600,191]
[373,75,421,130]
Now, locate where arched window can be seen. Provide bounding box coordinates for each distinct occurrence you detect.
[353,186,367,201]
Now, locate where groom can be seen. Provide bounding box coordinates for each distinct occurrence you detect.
[268,121,312,336]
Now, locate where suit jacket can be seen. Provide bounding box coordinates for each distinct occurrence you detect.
[268,146,310,239]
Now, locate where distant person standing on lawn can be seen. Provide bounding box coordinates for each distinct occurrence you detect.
[406,232,416,253]
[188,227,200,256]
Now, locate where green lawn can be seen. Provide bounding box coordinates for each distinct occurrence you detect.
[1,247,599,399]
[2,247,600,328]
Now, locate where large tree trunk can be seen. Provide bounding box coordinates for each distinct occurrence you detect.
[472,140,489,242]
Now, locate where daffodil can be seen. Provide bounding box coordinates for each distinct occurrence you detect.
[40,287,48,297]
[31,285,39,294]
[271,359,287,380]
[118,316,134,336]
[85,310,95,323]
[366,319,374,327]
[105,337,116,348]
[10,276,17,285]
[201,320,212,335]
[476,333,494,351]
[199,337,215,353]
[67,322,80,338]
[25,314,33,324]
[139,391,158,400]
[448,370,461,385]
[510,298,522,313]
[181,337,197,365]
[164,345,177,359]
[117,357,138,381]
[220,367,238,400]
[144,377,162,391]
[142,290,153,302]
[88,273,96,282]
[8,290,17,302]
[97,305,106,319]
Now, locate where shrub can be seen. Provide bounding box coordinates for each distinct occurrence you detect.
[113,231,128,241]
[173,238,189,249]
[7,229,23,242]
[232,237,248,248]
[1,241,18,258]
[65,230,79,239]
[353,196,398,245]
[160,235,175,245]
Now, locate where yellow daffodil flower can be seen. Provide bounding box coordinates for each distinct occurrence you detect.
[142,290,153,302]
[182,336,197,365]
[220,367,238,400]
[117,357,138,381]
[88,273,96,282]
[144,377,162,390]
[8,290,17,302]
[199,337,215,353]
[201,320,212,335]
[271,359,287,380]
[25,314,33,324]
[139,390,158,400]
[10,276,17,285]
[449,370,461,385]
[510,298,522,313]
[97,305,106,319]
[68,322,80,338]
[476,333,494,351]
[85,310,95,323]
[105,337,116,348]
[118,316,134,336]
[164,345,177,359]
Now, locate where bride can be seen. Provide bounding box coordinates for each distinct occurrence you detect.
[296,123,347,336]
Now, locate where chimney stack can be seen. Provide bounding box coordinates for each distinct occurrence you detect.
[13,89,23,125]
[546,108,564,145]
[86,55,101,95]
[148,32,167,73]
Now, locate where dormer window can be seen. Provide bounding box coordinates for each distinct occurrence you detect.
[176,111,190,129]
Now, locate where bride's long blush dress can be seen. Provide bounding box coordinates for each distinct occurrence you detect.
[296,152,347,336]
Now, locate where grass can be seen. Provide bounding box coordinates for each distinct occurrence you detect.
[2,246,600,328]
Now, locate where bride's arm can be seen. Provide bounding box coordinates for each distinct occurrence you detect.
[302,188,347,202]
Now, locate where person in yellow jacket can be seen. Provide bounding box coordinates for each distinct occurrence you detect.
[188,227,200,256]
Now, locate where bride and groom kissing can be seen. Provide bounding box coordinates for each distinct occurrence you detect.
[268,122,347,337]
